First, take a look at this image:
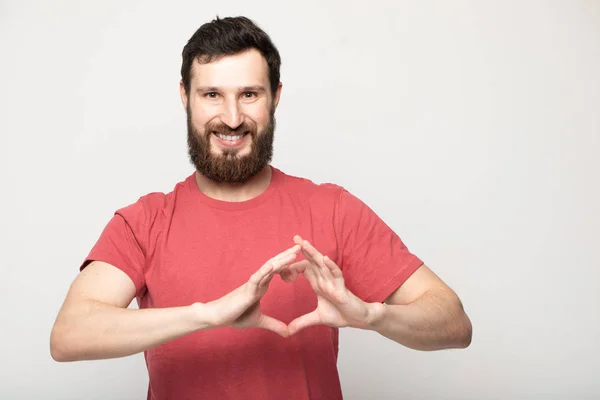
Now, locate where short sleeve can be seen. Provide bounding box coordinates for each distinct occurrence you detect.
[80,213,147,298]
[335,188,423,303]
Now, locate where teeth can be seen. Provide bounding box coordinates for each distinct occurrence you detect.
[216,133,243,141]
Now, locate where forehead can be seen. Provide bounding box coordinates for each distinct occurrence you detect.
[189,49,269,88]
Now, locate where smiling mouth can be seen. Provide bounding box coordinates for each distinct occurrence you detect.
[214,132,248,141]
[212,131,250,147]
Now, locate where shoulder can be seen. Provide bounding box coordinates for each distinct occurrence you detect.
[275,167,367,211]
[114,175,190,231]
[275,168,374,220]
[116,192,167,222]
[275,167,345,204]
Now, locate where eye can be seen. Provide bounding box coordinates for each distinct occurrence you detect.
[204,92,220,99]
[242,92,257,99]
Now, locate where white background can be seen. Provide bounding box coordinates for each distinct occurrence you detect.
[1,0,599,399]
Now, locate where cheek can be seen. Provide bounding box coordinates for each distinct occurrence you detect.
[190,108,214,129]
[244,104,271,126]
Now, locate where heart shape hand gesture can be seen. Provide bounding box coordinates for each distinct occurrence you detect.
[200,235,384,337]
[282,235,383,335]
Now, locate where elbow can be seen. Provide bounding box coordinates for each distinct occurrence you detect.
[50,330,69,362]
[50,325,78,362]
[454,311,473,349]
[448,292,472,349]
[50,346,69,363]
[459,323,472,349]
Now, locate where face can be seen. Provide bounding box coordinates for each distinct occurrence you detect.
[181,49,281,183]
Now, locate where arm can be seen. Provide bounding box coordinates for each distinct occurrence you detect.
[284,237,472,351]
[368,264,472,351]
[50,261,205,361]
[50,245,300,362]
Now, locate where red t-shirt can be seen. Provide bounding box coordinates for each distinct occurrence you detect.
[82,166,423,400]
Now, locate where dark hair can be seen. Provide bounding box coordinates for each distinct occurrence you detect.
[181,16,281,96]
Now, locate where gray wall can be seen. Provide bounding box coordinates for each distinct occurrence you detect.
[1,0,598,399]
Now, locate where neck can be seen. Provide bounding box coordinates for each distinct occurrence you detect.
[194,166,272,202]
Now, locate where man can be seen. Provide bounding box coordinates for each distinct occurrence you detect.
[50,16,472,400]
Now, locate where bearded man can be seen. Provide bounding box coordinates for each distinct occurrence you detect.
[50,16,472,400]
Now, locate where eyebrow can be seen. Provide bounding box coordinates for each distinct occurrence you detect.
[240,85,267,93]
[196,85,267,93]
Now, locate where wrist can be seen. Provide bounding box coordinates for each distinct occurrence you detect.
[189,302,217,331]
[364,301,388,331]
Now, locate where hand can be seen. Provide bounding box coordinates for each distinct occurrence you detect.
[282,236,385,335]
[198,244,301,337]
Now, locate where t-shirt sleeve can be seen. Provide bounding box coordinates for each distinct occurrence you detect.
[335,188,423,303]
[80,212,147,298]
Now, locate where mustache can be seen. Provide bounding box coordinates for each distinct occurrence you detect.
[205,120,258,136]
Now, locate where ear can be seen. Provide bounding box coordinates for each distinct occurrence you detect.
[272,82,283,110]
[179,80,189,111]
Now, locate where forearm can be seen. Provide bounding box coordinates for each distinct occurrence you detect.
[50,300,210,362]
[367,289,472,351]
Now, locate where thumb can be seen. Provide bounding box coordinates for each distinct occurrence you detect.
[288,310,322,335]
[255,314,290,338]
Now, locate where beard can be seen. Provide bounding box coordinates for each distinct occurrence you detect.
[186,105,275,183]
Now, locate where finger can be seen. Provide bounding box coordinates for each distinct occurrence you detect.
[259,272,275,287]
[288,310,322,335]
[279,267,298,283]
[318,257,334,281]
[256,314,290,338]
[293,235,313,261]
[249,262,274,285]
[288,260,309,274]
[252,251,299,286]
[274,244,302,262]
[293,235,303,245]
[310,257,326,283]
[294,235,318,264]
[301,239,323,263]
[315,258,337,294]
[270,251,299,274]
[300,263,320,288]
[258,254,297,287]
[279,260,310,282]
[297,238,327,269]
[268,245,301,274]
[323,255,343,278]
[279,268,293,282]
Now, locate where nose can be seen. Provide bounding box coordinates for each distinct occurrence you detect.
[220,97,243,130]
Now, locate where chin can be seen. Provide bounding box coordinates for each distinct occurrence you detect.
[214,148,251,158]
